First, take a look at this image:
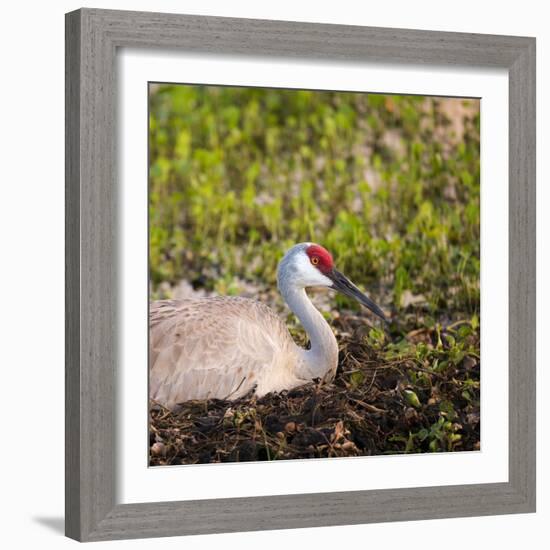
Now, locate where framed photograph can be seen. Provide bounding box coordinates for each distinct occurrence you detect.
[65,8,536,542]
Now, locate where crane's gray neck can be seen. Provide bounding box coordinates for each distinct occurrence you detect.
[279,284,338,381]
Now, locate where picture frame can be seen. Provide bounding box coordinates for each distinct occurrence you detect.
[65,7,536,542]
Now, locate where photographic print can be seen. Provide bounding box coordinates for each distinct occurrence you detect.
[148,84,480,465]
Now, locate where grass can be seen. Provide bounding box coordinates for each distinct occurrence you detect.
[148,84,480,462]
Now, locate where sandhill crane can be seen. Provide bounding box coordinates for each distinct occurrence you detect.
[150,242,387,409]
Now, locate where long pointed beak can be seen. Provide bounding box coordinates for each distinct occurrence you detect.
[328,269,388,322]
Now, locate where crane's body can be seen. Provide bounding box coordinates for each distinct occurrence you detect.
[149,243,386,409]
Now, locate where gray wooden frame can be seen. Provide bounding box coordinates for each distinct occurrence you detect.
[65,8,536,542]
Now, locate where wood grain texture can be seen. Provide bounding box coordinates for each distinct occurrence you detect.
[66,8,117,540]
[89,483,530,541]
[83,8,532,67]
[65,8,536,542]
[65,10,81,541]
[508,40,536,508]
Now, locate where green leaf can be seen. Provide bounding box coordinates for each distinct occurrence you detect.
[350,371,366,388]
[403,389,421,409]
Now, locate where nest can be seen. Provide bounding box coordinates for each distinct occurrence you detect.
[149,314,480,465]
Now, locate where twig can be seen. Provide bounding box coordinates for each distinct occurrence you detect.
[349,398,387,414]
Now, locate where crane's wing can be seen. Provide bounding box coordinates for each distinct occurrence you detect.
[149,297,291,409]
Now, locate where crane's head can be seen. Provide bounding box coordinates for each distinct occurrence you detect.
[277,242,387,322]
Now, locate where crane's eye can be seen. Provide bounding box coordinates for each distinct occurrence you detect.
[311,256,319,265]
